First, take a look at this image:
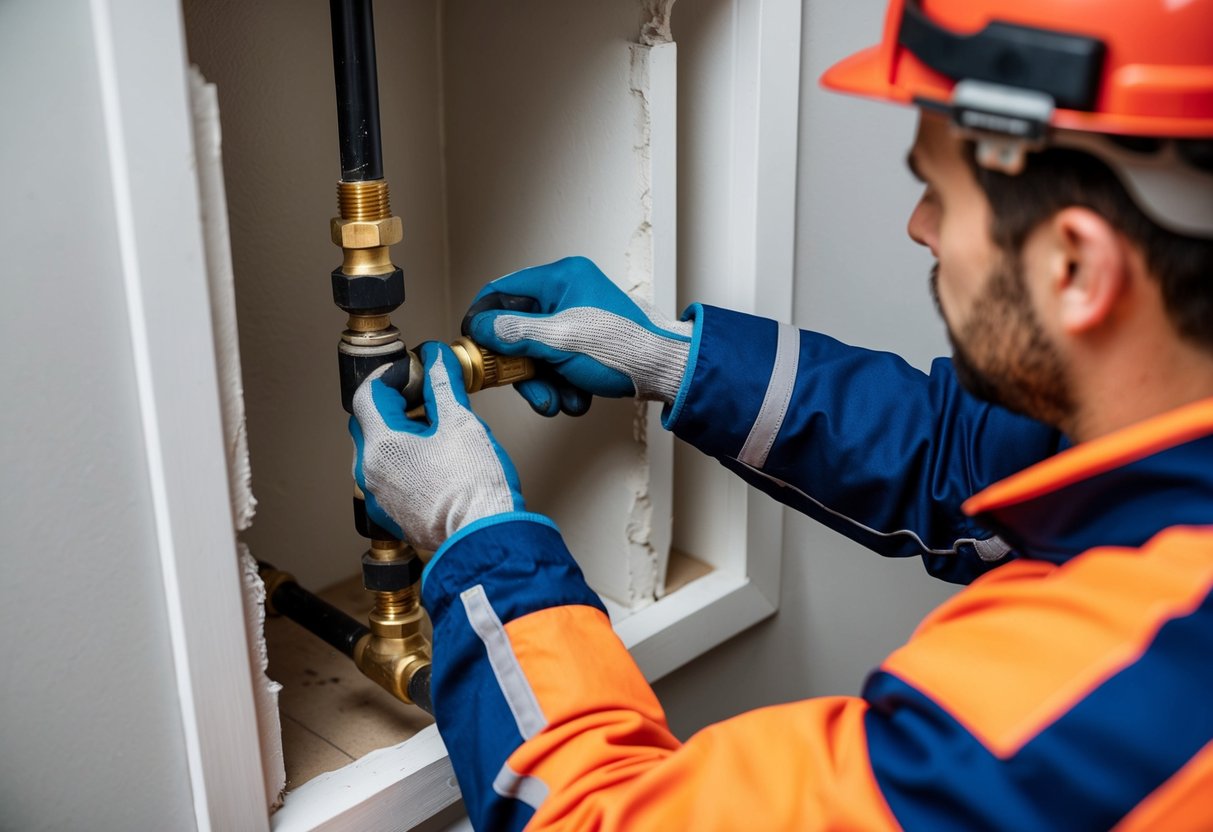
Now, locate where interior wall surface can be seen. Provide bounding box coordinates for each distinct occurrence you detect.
[183,0,450,590]
[440,0,661,605]
[0,1,197,828]
[653,0,960,735]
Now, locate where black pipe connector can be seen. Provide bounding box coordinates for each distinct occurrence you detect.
[362,551,425,592]
[331,267,405,315]
[408,664,433,716]
[338,341,408,413]
[353,495,400,540]
[262,564,370,658]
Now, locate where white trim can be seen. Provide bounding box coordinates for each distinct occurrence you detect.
[90,0,266,827]
[612,569,777,682]
[271,725,460,832]
[720,0,802,608]
[646,40,679,599]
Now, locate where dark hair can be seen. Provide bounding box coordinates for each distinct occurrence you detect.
[969,145,1213,353]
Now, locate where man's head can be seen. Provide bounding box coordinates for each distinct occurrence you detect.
[906,113,1213,436]
[824,0,1213,438]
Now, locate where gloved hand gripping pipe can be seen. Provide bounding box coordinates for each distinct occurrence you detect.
[261,0,533,713]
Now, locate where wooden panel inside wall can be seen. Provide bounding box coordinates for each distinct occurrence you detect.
[265,575,434,790]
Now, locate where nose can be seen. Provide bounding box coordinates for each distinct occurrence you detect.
[907,196,938,256]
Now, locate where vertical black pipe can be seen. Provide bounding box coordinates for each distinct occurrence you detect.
[330,0,384,182]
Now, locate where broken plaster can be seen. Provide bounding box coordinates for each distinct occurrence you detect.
[189,66,283,810]
[621,29,675,607]
[640,0,679,46]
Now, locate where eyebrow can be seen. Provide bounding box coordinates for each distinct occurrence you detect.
[905,151,927,184]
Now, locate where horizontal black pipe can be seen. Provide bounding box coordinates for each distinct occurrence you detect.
[261,563,369,658]
[330,0,384,181]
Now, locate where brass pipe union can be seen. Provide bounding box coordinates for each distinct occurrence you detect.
[354,634,430,707]
[354,582,430,705]
[330,215,403,249]
[451,336,535,392]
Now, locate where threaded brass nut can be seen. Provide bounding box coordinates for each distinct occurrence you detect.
[331,216,403,249]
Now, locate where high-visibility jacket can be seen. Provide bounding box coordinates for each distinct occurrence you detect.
[420,305,1213,831]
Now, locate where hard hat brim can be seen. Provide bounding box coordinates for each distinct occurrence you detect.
[821,45,1213,139]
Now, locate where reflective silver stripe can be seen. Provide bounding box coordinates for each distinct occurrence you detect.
[973,535,1012,562]
[492,762,550,812]
[741,461,1008,559]
[461,585,546,739]
[738,323,800,470]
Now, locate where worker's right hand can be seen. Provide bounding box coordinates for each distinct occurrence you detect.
[462,256,694,416]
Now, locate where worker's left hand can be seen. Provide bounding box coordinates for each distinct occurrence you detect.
[349,341,527,551]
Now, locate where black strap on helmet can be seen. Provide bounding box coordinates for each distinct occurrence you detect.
[898,0,1105,112]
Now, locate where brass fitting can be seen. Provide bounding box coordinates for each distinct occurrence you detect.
[451,336,536,392]
[333,180,401,279]
[330,216,403,250]
[258,565,295,617]
[353,540,432,706]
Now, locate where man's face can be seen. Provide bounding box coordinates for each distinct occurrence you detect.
[906,114,1074,426]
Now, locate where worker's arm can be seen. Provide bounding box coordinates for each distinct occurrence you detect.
[421,517,903,831]
[345,351,916,829]
[465,257,1065,584]
[665,302,1064,583]
[351,353,1179,831]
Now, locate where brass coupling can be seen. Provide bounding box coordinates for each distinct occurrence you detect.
[450,336,535,392]
[332,180,402,279]
[353,541,431,706]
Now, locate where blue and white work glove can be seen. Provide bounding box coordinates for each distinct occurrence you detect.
[350,341,528,552]
[463,256,694,416]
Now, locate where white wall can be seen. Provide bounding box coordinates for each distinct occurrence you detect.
[0,2,197,828]
[441,0,666,605]
[652,0,960,735]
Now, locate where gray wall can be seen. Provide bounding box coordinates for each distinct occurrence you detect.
[653,0,959,736]
[0,2,197,829]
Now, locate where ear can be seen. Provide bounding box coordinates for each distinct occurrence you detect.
[1049,207,1128,335]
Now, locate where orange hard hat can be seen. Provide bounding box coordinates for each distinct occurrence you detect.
[822,0,1213,138]
[821,0,1213,237]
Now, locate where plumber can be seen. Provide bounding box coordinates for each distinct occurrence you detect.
[350,0,1213,828]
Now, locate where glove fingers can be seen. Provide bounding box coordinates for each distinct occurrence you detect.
[515,377,561,417]
[465,309,578,362]
[557,382,592,417]
[353,364,415,434]
[418,341,471,429]
[461,292,539,337]
[469,257,592,309]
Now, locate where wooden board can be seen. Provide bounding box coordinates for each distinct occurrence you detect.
[265,574,434,790]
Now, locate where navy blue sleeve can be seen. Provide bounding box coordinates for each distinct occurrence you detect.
[663,305,1066,584]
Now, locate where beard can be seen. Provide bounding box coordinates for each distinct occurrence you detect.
[930,259,1075,427]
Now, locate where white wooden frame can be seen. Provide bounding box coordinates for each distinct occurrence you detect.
[91,0,269,829]
[148,0,802,827]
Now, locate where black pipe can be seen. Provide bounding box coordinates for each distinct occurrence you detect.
[408,663,433,716]
[260,562,370,658]
[330,0,384,181]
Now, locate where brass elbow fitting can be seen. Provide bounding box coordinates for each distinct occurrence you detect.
[353,540,432,707]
